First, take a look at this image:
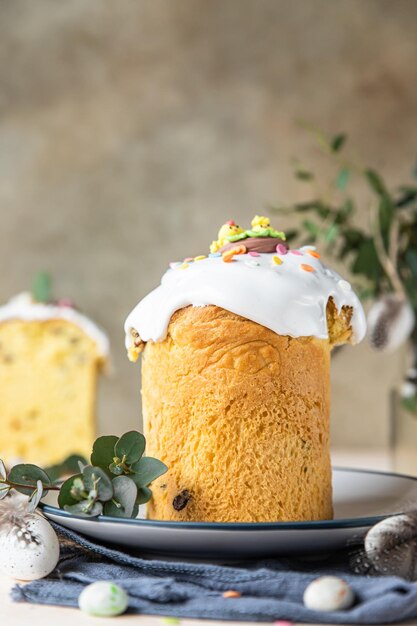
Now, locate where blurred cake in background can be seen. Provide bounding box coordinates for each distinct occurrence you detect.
[0,276,109,464]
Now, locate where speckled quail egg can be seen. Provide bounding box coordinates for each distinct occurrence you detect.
[0,513,60,581]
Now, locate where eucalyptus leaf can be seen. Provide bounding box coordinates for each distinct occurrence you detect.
[32,271,52,303]
[90,435,118,470]
[324,224,339,244]
[9,464,51,495]
[405,249,417,279]
[83,466,113,502]
[0,459,6,481]
[58,474,84,508]
[396,186,417,208]
[331,133,347,152]
[45,454,88,483]
[295,169,314,181]
[131,457,168,488]
[379,196,395,249]
[0,484,10,500]
[64,501,103,517]
[351,238,382,282]
[302,219,321,237]
[136,486,152,505]
[402,395,417,414]
[114,431,146,465]
[335,168,350,191]
[104,476,137,518]
[28,480,44,512]
[109,462,124,476]
[365,169,390,199]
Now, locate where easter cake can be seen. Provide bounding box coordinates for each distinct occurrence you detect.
[0,291,109,464]
[125,216,366,522]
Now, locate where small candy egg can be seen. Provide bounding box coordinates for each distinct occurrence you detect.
[0,515,59,581]
[290,250,303,256]
[245,260,260,267]
[276,243,287,255]
[209,252,222,258]
[248,251,260,257]
[303,576,354,612]
[272,255,283,266]
[222,589,241,598]
[79,581,129,617]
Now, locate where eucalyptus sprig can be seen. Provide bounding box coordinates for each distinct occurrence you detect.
[0,431,167,519]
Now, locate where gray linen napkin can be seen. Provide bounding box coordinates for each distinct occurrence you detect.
[11,523,417,623]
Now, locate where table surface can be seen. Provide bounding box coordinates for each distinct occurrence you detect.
[2,448,416,626]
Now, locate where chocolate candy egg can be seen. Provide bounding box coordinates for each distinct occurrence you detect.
[0,514,59,581]
[78,581,129,617]
[303,576,354,612]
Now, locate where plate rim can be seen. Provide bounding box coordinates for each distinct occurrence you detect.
[40,466,417,532]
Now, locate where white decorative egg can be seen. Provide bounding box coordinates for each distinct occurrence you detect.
[0,514,59,581]
[365,513,417,580]
[78,581,129,617]
[303,576,354,612]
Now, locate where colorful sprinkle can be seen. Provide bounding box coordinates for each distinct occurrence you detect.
[161,618,181,625]
[273,256,283,266]
[194,255,206,261]
[290,250,303,256]
[276,243,287,255]
[230,245,247,255]
[245,259,260,267]
[300,263,315,273]
[57,298,74,308]
[306,250,320,259]
[179,263,189,270]
[222,253,235,263]
[338,279,351,292]
[209,252,222,258]
[274,621,293,626]
[183,257,194,263]
[248,250,260,257]
[222,590,241,598]
[169,262,182,269]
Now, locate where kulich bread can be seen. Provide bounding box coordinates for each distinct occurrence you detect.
[0,294,109,464]
[143,303,351,522]
[125,216,366,522]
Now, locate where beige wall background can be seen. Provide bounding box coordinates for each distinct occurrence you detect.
[1,0,416,447]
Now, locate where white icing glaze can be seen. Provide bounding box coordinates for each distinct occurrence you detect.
[0,293,109,357]
[124,246,366,349]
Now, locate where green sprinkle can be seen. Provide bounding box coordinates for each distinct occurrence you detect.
[161,618,181,625]
[32,271,52,303]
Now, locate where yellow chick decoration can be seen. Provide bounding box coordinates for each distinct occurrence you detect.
[210,220,244,253]
[251,215,270,232]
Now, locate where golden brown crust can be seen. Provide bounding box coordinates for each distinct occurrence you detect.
[141,304,345,522]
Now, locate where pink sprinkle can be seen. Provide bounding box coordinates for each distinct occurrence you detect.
[289,250,303,256]
[57,298,74,308]
[183,257,194,262]
[274,622,293,626]
[276,244,287,255]
[248,251,260,257]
